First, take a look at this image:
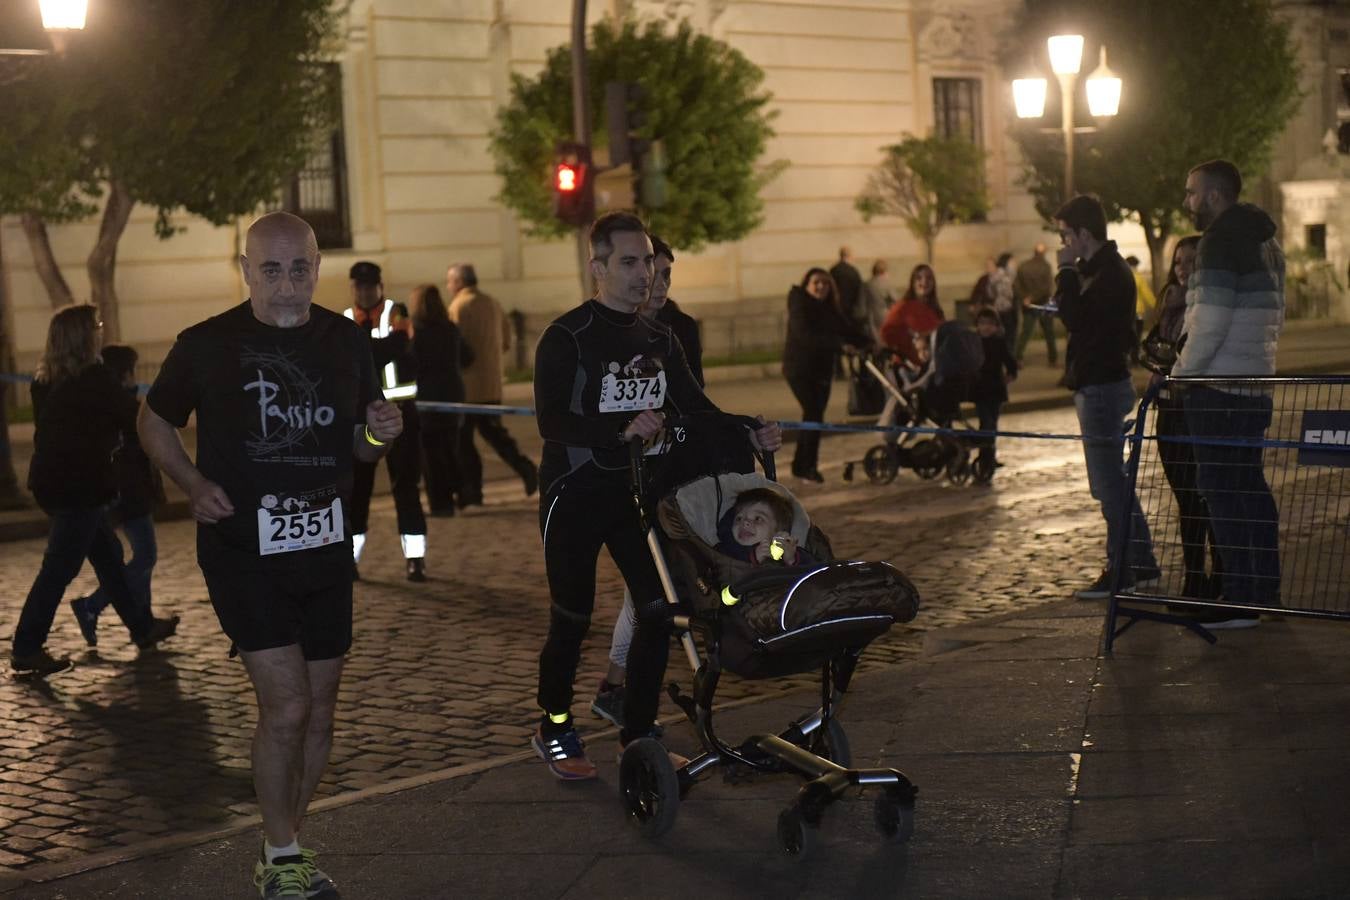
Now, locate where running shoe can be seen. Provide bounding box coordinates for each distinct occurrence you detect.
[300,848,336,897]
[590,681,626,728]
[253,852,310,898]
[532,724,597,780]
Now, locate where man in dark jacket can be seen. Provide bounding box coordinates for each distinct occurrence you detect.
[646,235,703,387]
[830,246,865,336]
[1013,242,1058,365]
[1052,195,1159,600]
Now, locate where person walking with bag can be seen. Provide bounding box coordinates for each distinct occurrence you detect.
[408,284,474,517]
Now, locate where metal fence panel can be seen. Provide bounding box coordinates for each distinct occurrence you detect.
[1108,376,1350,646]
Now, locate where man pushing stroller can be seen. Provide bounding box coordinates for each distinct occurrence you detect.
[530,212,782,780]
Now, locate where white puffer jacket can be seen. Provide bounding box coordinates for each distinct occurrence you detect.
[1172,203,1284,378]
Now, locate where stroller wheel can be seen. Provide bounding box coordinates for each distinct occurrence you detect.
[776,806,815,859]
[874,786,916,843]
[946,453,972,485]
[862,446,898,485]
[807,717,853,769]
[620,738,680,838]
[910,439,944,480]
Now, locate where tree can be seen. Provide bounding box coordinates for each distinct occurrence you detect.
[0,0,342,341]
[854,134,990,264]
[1007,0,1300,285]
[489,17,782,251]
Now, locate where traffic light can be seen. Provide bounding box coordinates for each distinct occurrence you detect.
[552,141,594,226]
[605,81,666,209]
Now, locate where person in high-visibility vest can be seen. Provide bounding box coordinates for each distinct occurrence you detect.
[345,261,429,582]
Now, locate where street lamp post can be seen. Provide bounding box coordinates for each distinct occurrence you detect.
[1012,35,1121,200]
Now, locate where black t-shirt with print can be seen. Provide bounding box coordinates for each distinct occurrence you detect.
[146,302,380,576]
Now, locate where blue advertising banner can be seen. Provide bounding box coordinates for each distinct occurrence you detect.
[1298,410,1350,467]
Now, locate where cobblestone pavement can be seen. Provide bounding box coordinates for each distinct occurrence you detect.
[0,406,1112,876]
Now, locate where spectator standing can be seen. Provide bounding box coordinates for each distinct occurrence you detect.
[879,264,944,366]
[1014,242,1058,366]
[409,284,474,517]
[783,267,871,482]
[991,252,1017,353]
[10,306,178,675]
[861,259,897,342]
[1144,235,1224,601]
[1174,159,1285,627]
[446,263,539,506]
[345,261,429,583]
[1051,195,1160,600]
[69,343,169,645]
[970,307,1018,472]
[829,245,865,335]
[139,212,398,897]
[1126,255,1158,365]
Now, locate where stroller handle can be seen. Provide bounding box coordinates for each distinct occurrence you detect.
[626,413,778,487]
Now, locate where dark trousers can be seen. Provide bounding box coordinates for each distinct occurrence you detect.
[974,399,1001,465]
[998,308,1019,356]
[536,474,667,737]
[13,506,152,655]
[86,513,156,616]
[786,371,832,476]
[1182,387,1280,605]
[351,402,426,542]
[1016,308,1058,364]
[459,408,534,503]
[420,412,463,513]
[1155,398,1224,598]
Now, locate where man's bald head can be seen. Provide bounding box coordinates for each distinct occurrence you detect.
[240,212,321,328]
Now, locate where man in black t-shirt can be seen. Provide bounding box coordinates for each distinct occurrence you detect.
[139,212,401,898]
[530,212,781,780]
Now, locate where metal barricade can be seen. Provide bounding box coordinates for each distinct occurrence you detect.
[1105,376,1350,649]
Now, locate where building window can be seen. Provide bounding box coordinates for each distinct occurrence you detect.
[276,63,351,250]
[933,77,983,147]
[1306,224,1327,259]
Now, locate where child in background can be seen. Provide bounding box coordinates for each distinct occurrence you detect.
[970,307,1018,473]
[715,488,815,566]
[70,344,168,645]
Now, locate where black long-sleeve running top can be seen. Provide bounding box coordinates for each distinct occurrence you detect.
[534,299,715,491]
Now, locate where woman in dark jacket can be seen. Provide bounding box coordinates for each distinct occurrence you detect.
[11,305,177,675]
[410,284,474,516]
[782,267,871,482]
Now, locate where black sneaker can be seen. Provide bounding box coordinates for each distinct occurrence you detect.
[406,558,427,582]
[521,462,539,498]
[135,615,180,651]
[10,648,73,676]
[1129,564,1162,591]
[1075,568,1120,601]
[591,681,626,728]
[71,596,100,647]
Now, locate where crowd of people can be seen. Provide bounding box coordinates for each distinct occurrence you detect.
[3,155,1287,897]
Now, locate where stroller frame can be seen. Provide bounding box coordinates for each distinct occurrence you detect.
[842,356,994,487]
[618,425,918,858]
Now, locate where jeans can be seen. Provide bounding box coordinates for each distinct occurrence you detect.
[1073,378,1156,572]
[85,514,157,617]
[1016,308,1058,364]
[1182,387,1280,605]
[13,506,153,655]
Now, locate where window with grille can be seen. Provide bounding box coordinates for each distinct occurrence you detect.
[932,77,983,148]
[276,63,351,250]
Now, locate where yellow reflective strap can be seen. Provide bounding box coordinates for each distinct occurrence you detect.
[770,539,785,561]
[548,712,570,724]
[720,586,740,607]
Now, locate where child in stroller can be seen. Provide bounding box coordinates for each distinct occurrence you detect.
[716,487,816,566]
[843,322,994,486]
[619,416,920,857]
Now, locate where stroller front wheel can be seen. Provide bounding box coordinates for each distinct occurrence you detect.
[776,806,815,859]
[862,445,898,485]
[874,786,916,843]
[620,738,680,838]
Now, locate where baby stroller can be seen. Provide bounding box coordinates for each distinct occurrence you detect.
[842,326,994,486]
[618,413,921,858]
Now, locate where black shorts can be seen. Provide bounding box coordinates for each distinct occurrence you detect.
[203,564,353,660]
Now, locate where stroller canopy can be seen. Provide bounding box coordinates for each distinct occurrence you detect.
[670,473,811,548]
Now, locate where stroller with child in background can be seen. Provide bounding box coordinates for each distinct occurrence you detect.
[842,321,995,486]
[618,411,921,858]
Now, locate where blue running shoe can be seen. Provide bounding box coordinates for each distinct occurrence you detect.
[532,725,597,780]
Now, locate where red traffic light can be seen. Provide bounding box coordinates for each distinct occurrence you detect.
[556,163,579,193]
